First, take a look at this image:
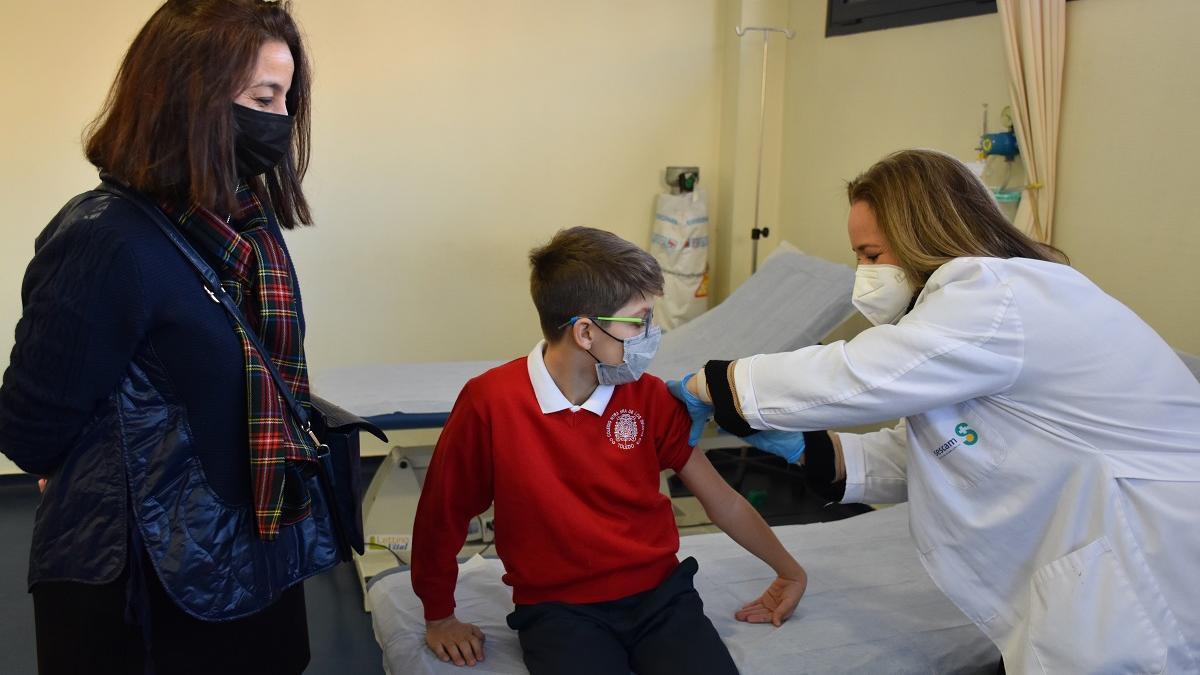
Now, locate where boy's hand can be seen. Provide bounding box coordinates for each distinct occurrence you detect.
[426,614,486,667]
[735,570,807,627]
[667,373,713,446]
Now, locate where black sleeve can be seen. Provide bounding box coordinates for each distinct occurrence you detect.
[704,360,756,437]
[0,215,150,476]
[802,431,846,503]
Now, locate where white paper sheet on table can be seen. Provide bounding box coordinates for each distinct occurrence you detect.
[368,504,1000,675]
[311,361,504,417]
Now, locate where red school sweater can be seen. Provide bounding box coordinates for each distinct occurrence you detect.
[411,356,694,621]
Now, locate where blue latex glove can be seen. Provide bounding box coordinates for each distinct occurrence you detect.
[666,374,712,447]
[745,430,807,464]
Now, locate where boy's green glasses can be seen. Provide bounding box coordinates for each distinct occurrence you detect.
[557,310,654,338]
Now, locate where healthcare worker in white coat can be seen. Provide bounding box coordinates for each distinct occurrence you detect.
[669,149,1200,673]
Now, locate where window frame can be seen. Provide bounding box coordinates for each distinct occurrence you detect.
[826,0,999,38]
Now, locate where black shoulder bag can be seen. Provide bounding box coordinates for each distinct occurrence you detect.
[98,180,386,561]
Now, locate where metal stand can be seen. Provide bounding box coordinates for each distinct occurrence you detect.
[736,25,794,273]
[751,226,770,273]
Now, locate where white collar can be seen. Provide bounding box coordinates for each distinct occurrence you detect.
[526,341,613,416]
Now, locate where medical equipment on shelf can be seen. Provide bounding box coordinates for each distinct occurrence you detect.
[311,245,856,607]
[975,103,1024,221]
[651,168,710,330]
[736,25,793,274]
[976,104,1019,160]
[979,133,1017,160]
[367,503,1001,675]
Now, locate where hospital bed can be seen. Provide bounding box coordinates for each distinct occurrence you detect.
[367,503,1002,674]
[311,244,861,596]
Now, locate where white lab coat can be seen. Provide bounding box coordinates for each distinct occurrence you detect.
[732,257,1200,673]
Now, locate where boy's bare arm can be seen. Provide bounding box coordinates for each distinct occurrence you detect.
[675,446,807,625]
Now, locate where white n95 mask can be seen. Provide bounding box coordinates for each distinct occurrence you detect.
[852,264,912,326]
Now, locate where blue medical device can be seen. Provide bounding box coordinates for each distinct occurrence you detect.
[974,104,1022,222]
[976,103,1019,160]
[980,129,1018,160]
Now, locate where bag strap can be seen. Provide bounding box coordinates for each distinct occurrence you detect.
[97,180,313,433]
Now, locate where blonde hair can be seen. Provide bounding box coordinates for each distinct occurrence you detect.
[847,149,1066,286]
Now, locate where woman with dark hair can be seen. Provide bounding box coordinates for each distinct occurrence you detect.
[0,1,333,672]
[669,150,1200,672]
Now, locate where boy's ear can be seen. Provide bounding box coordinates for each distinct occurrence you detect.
[572,319,595,351]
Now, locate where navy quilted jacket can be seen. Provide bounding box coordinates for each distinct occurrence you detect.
[0,184,340,619]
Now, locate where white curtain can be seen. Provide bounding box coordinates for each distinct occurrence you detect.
[997,0,1066,244]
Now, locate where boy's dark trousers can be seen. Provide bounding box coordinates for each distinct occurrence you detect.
[506,557,739,675]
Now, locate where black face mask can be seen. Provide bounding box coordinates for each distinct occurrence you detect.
[232,103,294,178]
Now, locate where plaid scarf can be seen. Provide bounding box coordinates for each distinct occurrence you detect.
[163,186,316,540]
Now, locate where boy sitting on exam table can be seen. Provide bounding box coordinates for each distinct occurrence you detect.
[411,227,807,674]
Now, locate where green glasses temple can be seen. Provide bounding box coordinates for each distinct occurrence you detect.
[556,314,651,330]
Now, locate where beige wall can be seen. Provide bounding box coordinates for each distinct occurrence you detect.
[0,0,729,370]
[0,1,731,475]
[776,2,1012,272]
[1053,0,1200,354]
[777,0,1200,353]
[288,1,729,369]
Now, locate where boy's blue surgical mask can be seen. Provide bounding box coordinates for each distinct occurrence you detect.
[590,323,662,386]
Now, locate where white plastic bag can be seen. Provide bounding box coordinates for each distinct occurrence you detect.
[650,190,710,330]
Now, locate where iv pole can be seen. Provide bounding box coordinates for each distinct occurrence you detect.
[735,25,794,273]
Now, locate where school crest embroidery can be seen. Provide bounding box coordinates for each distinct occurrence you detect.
[606,408,646,450]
